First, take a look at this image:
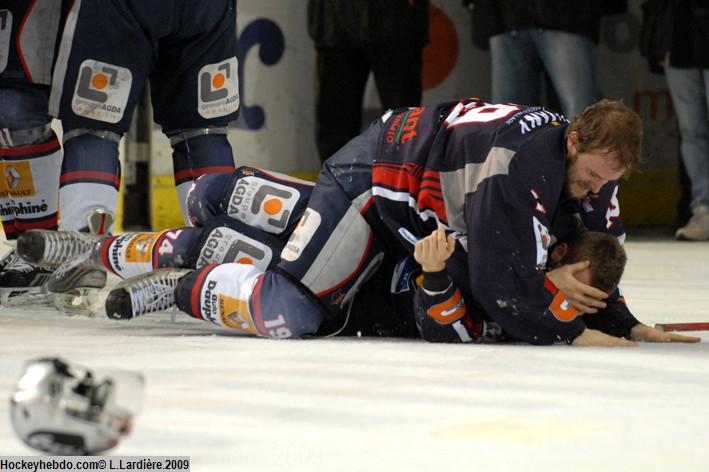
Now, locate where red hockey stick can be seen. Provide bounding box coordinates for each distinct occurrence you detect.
[654,322,709,332]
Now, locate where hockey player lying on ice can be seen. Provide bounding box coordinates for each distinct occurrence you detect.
[21,210,670,346]
[18,99,700,346]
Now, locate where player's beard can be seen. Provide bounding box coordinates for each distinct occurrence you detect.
[564,152,590,200]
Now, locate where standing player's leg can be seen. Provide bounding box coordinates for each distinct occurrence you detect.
[0,87,62,238]
[56,128,122,232]
[168,129,235,222]
[49,0,157,232]
[536,30,600,120]
[0,1,66,301]
[42,0,159,307]
[368,39,423,116]
[489,31,542,108]
[0,87,62,296]
[313,47,369,163]
[151,0,240,223]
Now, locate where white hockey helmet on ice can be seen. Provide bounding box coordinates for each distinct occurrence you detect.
[9,357,144,455]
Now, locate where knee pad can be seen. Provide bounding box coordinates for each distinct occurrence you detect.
[187,166,314,236]
[187,215,285,270]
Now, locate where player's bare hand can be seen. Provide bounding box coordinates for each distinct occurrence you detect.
[630,324,701,343]
[546,260,607,313]
[414,225,456,272]
[572,328,637,347]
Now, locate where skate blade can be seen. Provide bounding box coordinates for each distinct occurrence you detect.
[0,287,56,308]
[52,289,102,317]
[46,251,106,294]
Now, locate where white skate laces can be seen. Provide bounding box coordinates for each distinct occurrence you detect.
[3,251,35,274]
[130,279,177,315]
[115,269,190,317]
[39,231,98,266]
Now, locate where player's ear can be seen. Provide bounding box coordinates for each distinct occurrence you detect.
[566,131,580,153]
[549,242,568,263]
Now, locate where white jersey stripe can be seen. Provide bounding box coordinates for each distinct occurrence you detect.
[18,0,62,85]
[372,186,441,225]
[49,0,82,117]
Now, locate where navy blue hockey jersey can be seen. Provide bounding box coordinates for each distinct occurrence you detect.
[371,100,637,344]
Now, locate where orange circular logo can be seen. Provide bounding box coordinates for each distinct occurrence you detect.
[212,73,226,89]
[92,73,109,90]
[237,257,254,265]
[263,198,283,215]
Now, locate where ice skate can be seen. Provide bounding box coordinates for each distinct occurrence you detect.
[17,207,114,267]
[105,268,191,320]
[0,249,55,307]
[0,247,18,271]
[45,251,108,316]
[16,229,100,267]
[13,209,115,315]
[15,229,105,315]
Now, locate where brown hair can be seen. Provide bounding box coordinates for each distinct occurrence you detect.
[561,231,627,293]
[566,99,643,174]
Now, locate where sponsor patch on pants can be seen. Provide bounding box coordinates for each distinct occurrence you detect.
[197,57,239,119]
[197,227,274,269]
[227,176,300,235]
[218,294,257,334]
[71,59,132,123]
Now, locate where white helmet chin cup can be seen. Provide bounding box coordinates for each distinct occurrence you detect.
[10,357,144,455]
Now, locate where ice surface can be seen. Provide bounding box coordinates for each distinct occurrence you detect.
[1,238,708,471]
